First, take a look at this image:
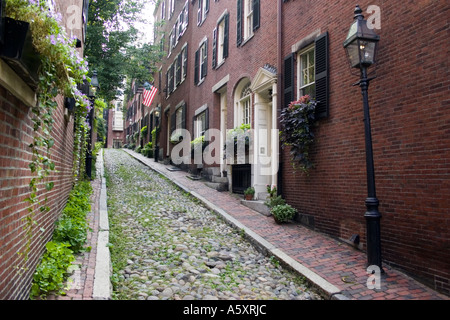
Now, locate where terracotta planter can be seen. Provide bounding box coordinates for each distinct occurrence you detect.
[273,216,284,224]
[244,194,253,201]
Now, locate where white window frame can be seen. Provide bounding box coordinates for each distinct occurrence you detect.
[161,1,166,20]
[197,0,209,26]
[237,82,252,126]
[175,107,183,130]
[195,111,207,139]
[297,45,316,98]
[217,18,226,65]
[243,0,253,41]
[169,0,175,19]
[198,39,208,84]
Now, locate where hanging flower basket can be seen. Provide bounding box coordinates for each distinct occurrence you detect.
[0,17,41,89]
[280,95,317,173]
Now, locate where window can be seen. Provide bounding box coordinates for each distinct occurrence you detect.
[237,0,260,46]
[244,0,253,40]
[240,83,252,125]
[234,79,252,127]
[168,29,175,55]
[169,0,175,19]
[284,32,329,119]
[195,39,208,85]
[171,103,187,136]
[176,107,183,130]
[212,13,229,69]
[195,111,207,138]
[166,44,188,96]
[161,1,166,20]
[193,105,209,139]
[298,46,315,97]
[197,0,209,26]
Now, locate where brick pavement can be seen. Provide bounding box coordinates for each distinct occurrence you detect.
[45,163,101,300]
[123,149,449,301]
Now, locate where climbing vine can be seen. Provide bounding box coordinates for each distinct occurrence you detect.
[5,0,91,270]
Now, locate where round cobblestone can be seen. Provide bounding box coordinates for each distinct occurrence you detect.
[104,149,322,300]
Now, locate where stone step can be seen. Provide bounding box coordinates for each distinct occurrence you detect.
[211,176,228,184]
[257,192,270,201]
[204,181,228,192]
[240,199,271,217]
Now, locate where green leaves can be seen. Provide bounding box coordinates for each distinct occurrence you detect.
[30,180,93,299]
[280,97,318,173]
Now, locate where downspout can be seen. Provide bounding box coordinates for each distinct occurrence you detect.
[277,0,283,197]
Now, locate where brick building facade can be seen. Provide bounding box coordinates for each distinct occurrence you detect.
[123,0,450,295]
[0,0,89,299]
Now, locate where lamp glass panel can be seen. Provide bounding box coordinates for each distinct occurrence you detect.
[360,40,377,66]
[346,41,361,68]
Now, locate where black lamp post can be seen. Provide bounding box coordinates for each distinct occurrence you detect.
[343,5,383,271]
[86,70,99,179]
[154,106,161,162]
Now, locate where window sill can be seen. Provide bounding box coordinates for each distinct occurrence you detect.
[197,78,206,87]
[240,34,254,47]
[215,59,226,70]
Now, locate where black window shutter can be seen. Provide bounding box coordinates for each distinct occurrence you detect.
[253,0,260,31]
[283,53,295,109]
[224,13,229,58]
[181,103,187,130]
[236,0,242,46]
[166,70,169,98]
[194,49,200,85]
[212,28,217,69]
[201,40,208,79]
[315,32,329,119]
[183,44,188,79]
[171,112,176,134]
[205,107,209,131]
[176,53,182,85]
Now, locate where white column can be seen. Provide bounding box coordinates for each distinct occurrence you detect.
[271,81,279,188]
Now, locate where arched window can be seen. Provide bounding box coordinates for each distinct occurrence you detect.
[234,79,252,127]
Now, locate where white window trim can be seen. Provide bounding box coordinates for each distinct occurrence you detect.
[243,0,253,41]
[297,44,315,99]
[197,38,208,85]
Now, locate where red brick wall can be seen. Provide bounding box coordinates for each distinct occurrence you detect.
[280,0,450,294]
[150,0,450,295]
[0,87,75,299]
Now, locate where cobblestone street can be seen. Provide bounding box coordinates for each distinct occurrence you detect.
[104,149,322,300]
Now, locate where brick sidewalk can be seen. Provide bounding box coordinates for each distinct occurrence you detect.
[45,164,101,300]
[124,149,448,300]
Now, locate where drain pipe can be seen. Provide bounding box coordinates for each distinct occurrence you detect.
[277,0,283,197]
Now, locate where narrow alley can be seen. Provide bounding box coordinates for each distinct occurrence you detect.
[104,149,322,300]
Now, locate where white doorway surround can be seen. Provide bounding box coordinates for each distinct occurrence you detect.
[249,66,279,200]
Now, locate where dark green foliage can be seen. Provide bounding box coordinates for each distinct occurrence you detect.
[30,180,93,299]
[280,96,317,173]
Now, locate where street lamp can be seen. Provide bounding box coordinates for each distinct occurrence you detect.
[154,106,161,162]
[343,5,383,271]
[86,70,99,179]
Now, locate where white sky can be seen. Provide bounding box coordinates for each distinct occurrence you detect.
[134,1,156,45]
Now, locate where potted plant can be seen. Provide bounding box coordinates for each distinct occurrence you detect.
[244,187,255,201]
[271,204,297,224]
[280,95,317,173]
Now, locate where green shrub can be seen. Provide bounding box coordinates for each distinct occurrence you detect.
[30,241,75,298]
[30,180,92,299]
[142,142,153,158]
[271,204,297,223]
[265,195,286,209]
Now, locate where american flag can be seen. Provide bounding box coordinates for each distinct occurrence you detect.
[142,84,158,107]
